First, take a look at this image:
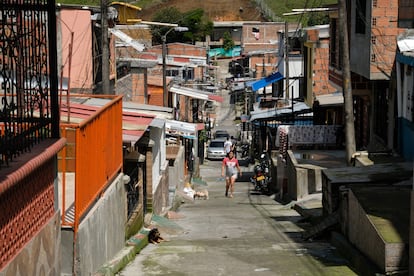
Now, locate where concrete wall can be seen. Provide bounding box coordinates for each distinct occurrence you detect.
[0,212,61,276]
[72,173,127,275]
[286,150,323,200]
[168,146,185,207]
[347,189,409,273]
[152,161,169,216]
[58,9,94,91]
[347,190,386,271]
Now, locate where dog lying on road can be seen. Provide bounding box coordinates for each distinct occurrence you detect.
[148,228,164,244]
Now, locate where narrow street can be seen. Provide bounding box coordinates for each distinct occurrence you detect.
[118,81,357,275]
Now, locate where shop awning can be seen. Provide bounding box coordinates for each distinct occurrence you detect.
[249,101,312,122]
[165,119,204,139]
[170,85,223,103]
[248,72,284,92]
[315,93,344,106]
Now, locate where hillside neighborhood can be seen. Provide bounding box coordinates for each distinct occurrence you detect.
[0,0,413,275]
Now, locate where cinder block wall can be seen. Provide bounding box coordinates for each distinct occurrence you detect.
[73,173,127,275]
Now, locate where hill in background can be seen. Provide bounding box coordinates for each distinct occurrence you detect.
[136,0,266,22]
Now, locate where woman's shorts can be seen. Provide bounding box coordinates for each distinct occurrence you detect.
[226,172,238,180]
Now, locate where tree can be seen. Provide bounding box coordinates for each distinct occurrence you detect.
[151,7,213,45]
[223,31,234,51]
[338,0,356,165]
[306,12,330,26]
[181,9,213,43]
[151,7,183,44]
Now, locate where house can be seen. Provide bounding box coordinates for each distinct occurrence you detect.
[302,24,344,126]
[328,0,405,152]
[319,0,414,273]
[395,30,414,162]
[56,5,117,94]
[0,2,65,273]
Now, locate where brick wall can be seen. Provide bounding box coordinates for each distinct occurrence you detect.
[250,54,278,79]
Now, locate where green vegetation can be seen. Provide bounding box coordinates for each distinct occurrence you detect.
[57,0,337,25]
[57,0,99,5]
[222,32,235,51]
[151,7,213,44]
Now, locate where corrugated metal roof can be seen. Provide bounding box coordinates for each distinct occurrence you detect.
[61,101,154,144]
[249,101,312,121]
[170,85,224,103]
[111,28,146,52]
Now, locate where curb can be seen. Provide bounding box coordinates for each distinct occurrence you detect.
[95,228,150,276]
[95,213,184,276]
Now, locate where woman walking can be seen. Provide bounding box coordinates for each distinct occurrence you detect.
[221,151,242,198]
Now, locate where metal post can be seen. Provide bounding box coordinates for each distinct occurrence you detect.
[162,35,167,107]
[101,0,110,94]
[161,26,188,107]
[285,21,289,100]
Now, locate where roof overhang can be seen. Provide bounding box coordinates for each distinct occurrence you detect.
[170,85,224,103]
[247,72,284,92]
[315,93,344,106]
[165,120,204,139]
[249,101,312,122]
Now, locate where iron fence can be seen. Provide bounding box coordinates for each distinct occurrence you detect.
[0,0,59,168]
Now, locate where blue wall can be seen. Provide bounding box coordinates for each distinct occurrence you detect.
[400,117,414,161]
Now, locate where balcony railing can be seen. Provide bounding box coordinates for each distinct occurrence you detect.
[59,95,123,233]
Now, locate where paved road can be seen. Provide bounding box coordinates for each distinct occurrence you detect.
[118,75,356,276]
[118,157,356,276]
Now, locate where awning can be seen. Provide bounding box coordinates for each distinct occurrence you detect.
[170,85,223,103]
[315,93,344,106]
[110,28,146,52]
[249,101,312,122]
[247,72,284,92]
[165,120,204,139]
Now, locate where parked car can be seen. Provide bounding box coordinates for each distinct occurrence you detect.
[214,130,230,140]
[207,139,226,160]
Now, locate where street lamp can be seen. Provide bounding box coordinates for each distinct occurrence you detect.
[162,26,189,107]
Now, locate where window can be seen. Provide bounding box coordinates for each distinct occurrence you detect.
[183,68,194,80]
[355,0,367,34]
[252,27,260,40]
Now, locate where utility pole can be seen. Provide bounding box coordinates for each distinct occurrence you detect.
[285,21,290,101]
[101,0,110,94]
[338,0,356,165]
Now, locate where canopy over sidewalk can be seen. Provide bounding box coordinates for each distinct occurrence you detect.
[247,72,284,92]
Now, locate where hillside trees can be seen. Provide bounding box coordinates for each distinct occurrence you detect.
[151,7,213,45]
